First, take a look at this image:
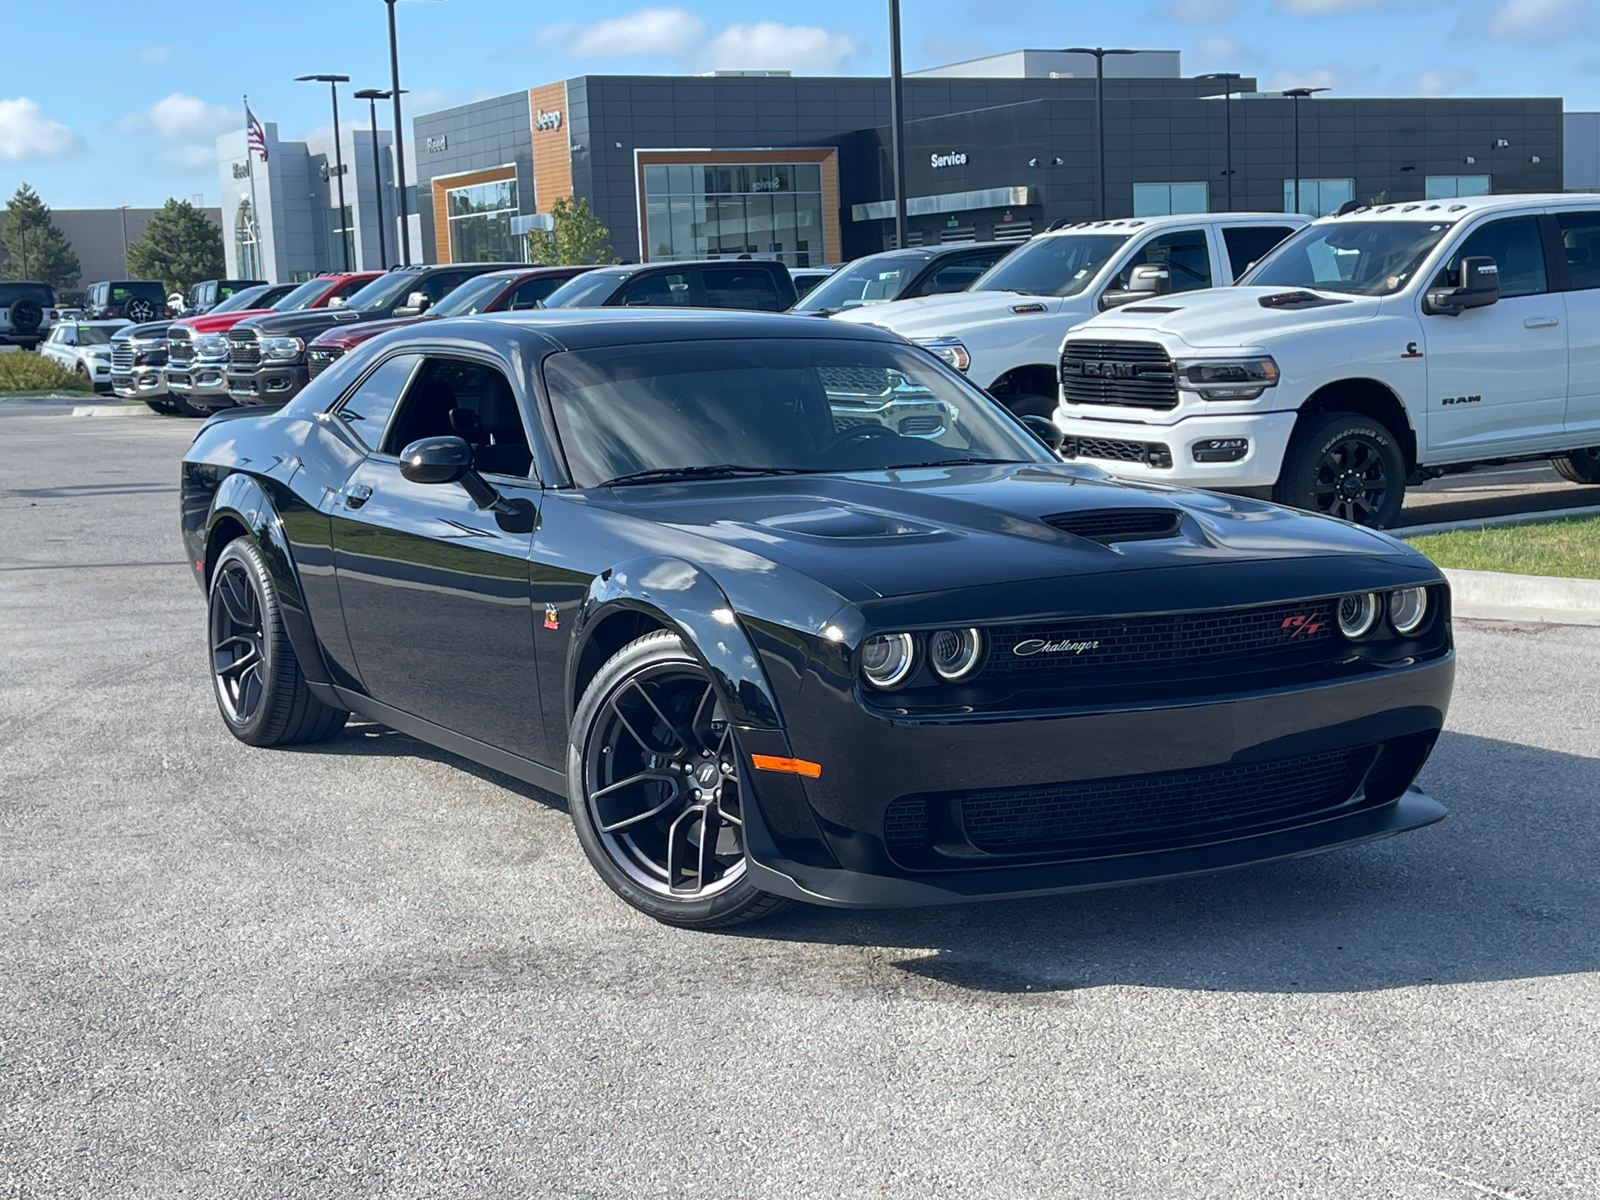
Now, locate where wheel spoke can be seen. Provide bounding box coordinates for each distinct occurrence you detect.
[219,572,254,628]
[236,667,263,717]
[696,806,721,889]
[215,646,261,679]
[665,804,705,893]
[629,677,698,754]
[690,683,718,745]
[608,694,660,755]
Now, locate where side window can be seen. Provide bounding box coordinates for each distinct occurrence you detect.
[1111,230,1213,293]
[506,275,568,309]
[699,267,785,311]
[424,272,474,302]
[382,358,533,478]
[616,271,692,307]
[1223,226,1296,280]
[330,277,369,304]
[1556,211,1600,291]
[1437,216,1547,298]
[333,353,421,449]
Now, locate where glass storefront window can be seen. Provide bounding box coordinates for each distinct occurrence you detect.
[642,160,825,266]
[1133,182,1209,216]
[447,179,520,263]
[1425,174,1492,199]
[1284,178,1354,218]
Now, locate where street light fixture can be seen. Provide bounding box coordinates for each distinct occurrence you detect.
[1283,85,1330,216]
[887,0,908,251]
[1065,47,1137,219]
[1197,72,1241,212]
[379,0,438,266]
[354,88,404,270]
[296,74,353,271]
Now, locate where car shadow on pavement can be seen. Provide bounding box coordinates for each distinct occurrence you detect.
[733,731,1600,995]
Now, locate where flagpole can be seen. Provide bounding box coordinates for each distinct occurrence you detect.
[244,93,265,280]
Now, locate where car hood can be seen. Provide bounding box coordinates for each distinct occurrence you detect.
[116,320,173,340]
[177,309,278,334]
[238,308,366,338]
[597,462,1431,608]
[311,313,426,348]
[830,290,1076,337]
[1077,286,1384,350]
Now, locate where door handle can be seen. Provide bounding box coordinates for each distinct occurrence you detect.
[1525,316,1560,328]
[344,483,373,509]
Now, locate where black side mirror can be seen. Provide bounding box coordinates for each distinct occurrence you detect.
[1021,413,1065,451]
[1099,263,1172,311]
[1424,254,1499,316]
[399,435,472,485]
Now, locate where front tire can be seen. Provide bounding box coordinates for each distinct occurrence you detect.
[1551,447,1600,484]
[567,630,792,929]
[208,537,348,747]
[999,392,1057,419]
[1273,410,1406,528]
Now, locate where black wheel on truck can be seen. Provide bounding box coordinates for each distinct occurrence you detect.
[1273,410,1407,528]
[1551,447,1600,485]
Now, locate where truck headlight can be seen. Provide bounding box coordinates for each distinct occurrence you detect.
[260,335,304,362]
[1174,356,1279,400]
[914,337,971,373]
[195,334,229,360]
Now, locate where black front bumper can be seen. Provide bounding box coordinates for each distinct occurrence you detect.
[738,653,1454,908]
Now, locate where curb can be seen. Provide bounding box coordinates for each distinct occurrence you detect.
[70,403,155,418]
[1396,503,1600,537]
[1443,567,1600,626]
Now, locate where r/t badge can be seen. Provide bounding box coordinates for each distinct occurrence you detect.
[544,604,560,631]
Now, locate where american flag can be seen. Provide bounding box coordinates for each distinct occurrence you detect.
[245,104,268,163]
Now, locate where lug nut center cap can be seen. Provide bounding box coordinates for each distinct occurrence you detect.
[693,761,720,787]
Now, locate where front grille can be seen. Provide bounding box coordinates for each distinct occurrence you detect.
[1061,435,1173,469]
[883,745,1375,859]
[984,597,1339,680]
[306,346,344,378]
[821,366,892,396]
[166,328,193,366]
[1042,507,1181,544]
[1061,339,1178,410]
[227,329,260,366]
[110,343,133,372]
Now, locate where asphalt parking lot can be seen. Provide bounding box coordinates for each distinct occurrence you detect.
[3,401,1598,1198]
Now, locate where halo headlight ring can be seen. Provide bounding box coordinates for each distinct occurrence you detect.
[861,633,917,689]
[929,627,984,681]
[1337,593,1380,639]
[1388,587,1429,635]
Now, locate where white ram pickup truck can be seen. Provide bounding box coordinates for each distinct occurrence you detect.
[832,212,1307,417]
[1054,193,1600,527]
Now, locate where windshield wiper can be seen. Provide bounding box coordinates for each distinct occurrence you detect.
[602,464,816,487]
[880,457,1024,470]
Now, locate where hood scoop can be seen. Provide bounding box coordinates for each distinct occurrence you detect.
[1042,507,1182,544]
[1258,290,1351,310]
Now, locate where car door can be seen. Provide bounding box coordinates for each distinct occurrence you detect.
[1553,209,1600,444]
[501,273,577,310]
[1423,213,1568,457]
[329,351,547,761]
[613,270,694,308]
[1100,227,1214,301]
[907,247,1012,298]
[44,325,75,367]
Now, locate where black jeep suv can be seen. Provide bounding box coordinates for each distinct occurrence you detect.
[86,280,168,323]
[0,281,54,349]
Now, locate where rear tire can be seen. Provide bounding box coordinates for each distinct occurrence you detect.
[1273,410,1406,528]
[1551,447,1600,484]
[208,537,348,747]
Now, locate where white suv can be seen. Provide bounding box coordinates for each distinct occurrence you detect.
[832,212,1307,417]
[1055,193,1600,527]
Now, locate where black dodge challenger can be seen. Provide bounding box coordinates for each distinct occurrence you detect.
[180,310,1454,928]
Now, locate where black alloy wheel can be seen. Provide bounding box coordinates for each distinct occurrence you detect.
[567,631,791,929]
[207,538,347,746]
[1551,447,1600,485]
[1275,411,1406,528]
[124,297,157,323]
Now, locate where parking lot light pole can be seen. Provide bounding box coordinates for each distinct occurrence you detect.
[354,88,400,270]
[296,74,353,271]
[1065,47,1137,219]
[1284,86,1330,215]
[382,0,419,266]
[888,0,908,251]
[1198,72,1240,211]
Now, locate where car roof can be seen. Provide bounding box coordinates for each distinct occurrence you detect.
[417,307,908,352]
[1318,192,1600,223]
[1041,212,1307,238]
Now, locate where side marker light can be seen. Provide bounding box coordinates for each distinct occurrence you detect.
[750,755,822,778]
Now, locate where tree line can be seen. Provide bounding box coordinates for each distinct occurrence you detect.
[0,184,225,293]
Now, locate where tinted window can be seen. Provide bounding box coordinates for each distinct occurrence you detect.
[382,358,532,477]
[431,274,513,317]
[790,252,929,313]
[1242,221,1454,295]
[1223,226,1296,279]
[543,271,627,308]
[914,249,1012,297]
[616,271,693,307]
[1557,211,1600,291]
[333,353,421,449]
[0,282,53,305]
[422,272,476,302]
[507,275,569,307]
[210,285,275,314]
[1436,216,1547,298]
[1111,230,1212,293]
[699,267,786,311]
[74,326,114,345]
[970,234,1129,297]
[348,272,428,313]
[329,277,372,304]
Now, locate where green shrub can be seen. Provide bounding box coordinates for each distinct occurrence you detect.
[0,349,94,394]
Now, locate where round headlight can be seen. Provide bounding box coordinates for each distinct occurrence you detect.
[861,633,916,689]
[929,628,983,681]
[1337,593,1380,639]
[1389,587,1429,635]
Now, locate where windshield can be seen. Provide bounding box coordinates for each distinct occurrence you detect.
[543,338,1052,488]
[74,326,116,345]
[1241,221,1455,295]
[791,252,930,313]
[209,285,274,314]
[346,272,424,314]
[432,274,513,317]
[272,278,336,311]
[969,234,1129,297]
[542,271,625,309]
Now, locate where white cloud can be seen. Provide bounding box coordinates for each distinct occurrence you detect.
[1402,67,1476,95]
[161,144,217,168]
[0,97,79,161]
[1265,67,1340,90]
[1487,0,1586,40]
[1188,34,1262,66]
[1160,0,1242,21]
[129,44,173,64]
[1273,0,1384,11]
[570,6,706,55]
[709,22,862,70]
[146,93,239,138]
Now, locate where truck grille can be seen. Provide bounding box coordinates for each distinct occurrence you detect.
[1061,340,1178,410]
[306,346,344,378]
[166,328,193,366]
[227,329,261,365]
[110,343,133,372]
[1060,435,1173,469]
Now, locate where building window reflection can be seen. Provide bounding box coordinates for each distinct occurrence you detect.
[235,200,261,279]
[643,162,823,266]
[447,179,520,262]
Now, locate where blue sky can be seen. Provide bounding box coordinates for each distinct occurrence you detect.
[3,0,1600,210]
